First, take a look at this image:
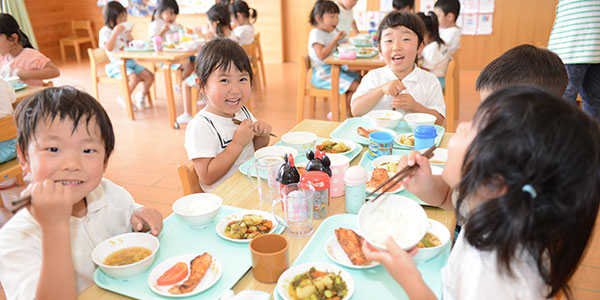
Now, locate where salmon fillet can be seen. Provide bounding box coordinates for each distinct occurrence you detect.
[367,168,402,192]
[168,253,212,294]
[335,228,369,265]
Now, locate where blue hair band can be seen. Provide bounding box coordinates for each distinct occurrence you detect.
[522,184,537,199]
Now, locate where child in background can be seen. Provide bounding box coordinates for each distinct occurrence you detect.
[0,77,16,170]
[99,1,154,110]
[335,0,359,37]
[434,0,461,54]
[416,11,450,89]
[230,0,257,45]
[0,87,163,299]
[0,13,59,86]
[351,12,445,124]
[392,0,414,12]
[148,0,181,40]
[184,39,271,192]
[308,0,360,117]
[364,86,600,300]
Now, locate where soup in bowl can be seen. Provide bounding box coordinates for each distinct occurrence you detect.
[92,232,159,280]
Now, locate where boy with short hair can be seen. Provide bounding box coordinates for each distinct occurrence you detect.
[392,0,414,12]
[433,0,461,54]
[0,87,163,299]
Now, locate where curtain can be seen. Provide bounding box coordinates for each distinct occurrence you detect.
[1,0,39,49]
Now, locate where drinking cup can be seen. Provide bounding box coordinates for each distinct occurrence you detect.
[272,183,315,238]
[368,131,394,159]
[128,40,146,49]
[328,154,350,197]
[249,234,289,283]
[248,155,284,202]
[120,22,133,31]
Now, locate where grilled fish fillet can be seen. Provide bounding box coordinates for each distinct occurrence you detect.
[168,253,212,294]
[335,228,369,265]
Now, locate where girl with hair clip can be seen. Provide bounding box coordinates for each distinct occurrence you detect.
[0,13,59,86]
[416,11,450,89]
[229,0,257,45]
[148,0,181,39]
[363,85,600,300]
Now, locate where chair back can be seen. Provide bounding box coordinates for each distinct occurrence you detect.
[0,116,17,143]
[242,41,258,64]
[72,20,96,47]
[177,163,203,196]
[444,49,460,131]
[254,33,263,59]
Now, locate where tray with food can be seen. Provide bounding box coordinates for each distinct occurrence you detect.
[274,214,449,300]
[94,205,253,299]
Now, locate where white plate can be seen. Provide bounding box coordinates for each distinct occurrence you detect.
[355,127,397,144]
[427,148,448,165]
[394,132,415,148]
[315,139,358,155]
[215,210,278,243]
[147,253,222,297]
[324,235,380,269]
[254,146,298,160]
[277,262,354,300]
[430,165,443,175]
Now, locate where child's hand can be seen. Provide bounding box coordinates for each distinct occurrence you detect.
[27,180,74,228]
[397,150,433,195]
[114,23,127,33]
[381,80,406,96]
[392,93,418,111]
[232,119,255,146]
[335,30,346,42]
[130,207,163,236]
[362,238,420,285]
[252,121,272,137]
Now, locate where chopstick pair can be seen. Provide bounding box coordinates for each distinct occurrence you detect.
[366,146,437,203]
[9,194,31,214]
[232,118,277,138]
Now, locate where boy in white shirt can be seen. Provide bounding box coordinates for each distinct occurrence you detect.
[0,87,163,299]
[434,0,461,55]
[351,12,445,125]
[335,0,359,37]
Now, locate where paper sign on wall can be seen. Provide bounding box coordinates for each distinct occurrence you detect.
[477,13,493,34]
[420,0,436,12]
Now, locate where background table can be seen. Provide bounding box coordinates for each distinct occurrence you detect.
[13,85,47,109]
[79,119,456,299]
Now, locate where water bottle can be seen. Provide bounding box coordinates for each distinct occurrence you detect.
[344,166,368,214]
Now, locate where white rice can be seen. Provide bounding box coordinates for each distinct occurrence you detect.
[362,197,427,248]
[177,198,219,215]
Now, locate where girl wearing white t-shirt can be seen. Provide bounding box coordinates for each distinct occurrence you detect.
[363,86,600,300]
[230,0,256,46]
[148,0,182,39]
[417,11,450,89]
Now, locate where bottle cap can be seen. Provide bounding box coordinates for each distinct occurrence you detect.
[414,125,437,139]
[344,166,368,186]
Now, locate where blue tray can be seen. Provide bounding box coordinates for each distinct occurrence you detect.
[274,214,450,299]
[330,117,445,148]
[13,82,27,91]
[94,205,254,299]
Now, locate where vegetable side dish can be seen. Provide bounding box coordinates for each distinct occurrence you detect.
[289,267,348,300]
[224,214,274,239]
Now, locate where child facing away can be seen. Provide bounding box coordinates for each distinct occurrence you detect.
[0,13,59,86]
[392,0,415,12]
[0,77,16,165]
[308,0,360,117]
[363,85,600,300]
[0,87,163,299]
[417,11,450,89]
[184,39,271,192]
[335,0,359,37]
[148,0,182,40]
[230,0,257,45]
[99,1,154,110]
[434,0,461,54]
[350,12,445,124]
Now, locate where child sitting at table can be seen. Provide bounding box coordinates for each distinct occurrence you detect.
[0,77,16,185]
[434,0,461,55]
[0,13,60,86]
[364,85,600,300]
[0,86,164,299]
[335,0,359,37]
[99,1,154,110]
[230,0,257,45]
[350,12,445,124]
[148,0,182,40]
[416,11,450,89]
[392,0,414,13]
[184,38,271,192]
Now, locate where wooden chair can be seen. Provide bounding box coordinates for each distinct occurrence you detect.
[0,116,24,205]
[59,20,97,63]
[254,32,266,88]
[444,49,460,132]
[242,39,262,104]
[296,55,347,123]
[177,163,203,196]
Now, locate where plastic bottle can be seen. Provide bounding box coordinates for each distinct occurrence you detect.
[344,166,368,214]
[414,125,437,150]
[153,36,163,52]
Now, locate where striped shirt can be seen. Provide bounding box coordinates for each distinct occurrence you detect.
[547,0,600,64]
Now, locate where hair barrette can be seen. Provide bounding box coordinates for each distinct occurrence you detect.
[521,184,537,199]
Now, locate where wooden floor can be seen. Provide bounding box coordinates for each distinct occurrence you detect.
[1,59,598,299]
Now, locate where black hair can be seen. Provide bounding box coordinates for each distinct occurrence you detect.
[434,0,460,21]
[309,0,340,26]
[476,44,568,97]
[103,1,127,29]
[194,38,253,89]
[0,13,34,49]
[230,0,257,24]
[377,12,425,50]
[392,0,414,11]
[416,11,445,46]
[152,0,179,22]
[14,87,115,163]
[456,85,600,300]
[207,2,232,37]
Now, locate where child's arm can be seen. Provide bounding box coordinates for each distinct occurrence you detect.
[312,30,346,61]
[398,151,454,210]
[351,79,406,116]
[104,24,127,51]
[252,120,271,151]
[192,119,255,186]
[17,61,60,81]
[130,207,163,236]
[392,94,445,125]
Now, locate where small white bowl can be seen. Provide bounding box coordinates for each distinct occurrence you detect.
[91,232,159,280]
[254,146,299,161]
[172,193,223,229]
[281,131,317,154]
[358,194,428,250]
[366,110,403,129]
[337,43,355,53]
[413,219,451,263]
[404,113,436,132]
[350,36,370,46]
[371,155,402,172]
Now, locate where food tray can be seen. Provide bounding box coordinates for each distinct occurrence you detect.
[330,117,445,147]
[274,214,450,299]
[94,205,254,299]
[13,82,27,91]
[124,47,154,52]
[239,138,363,177]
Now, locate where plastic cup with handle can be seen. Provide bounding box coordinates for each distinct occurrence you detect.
[272,183,315,238]
[247,155,284,203]
[128,40,146,49]
[120,21,133,31]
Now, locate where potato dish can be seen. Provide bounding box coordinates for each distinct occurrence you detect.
[224,214,273,239]
[417,232,442,248]
[316,140,351,153]
[289,267,348,300]
[398,134,415,147]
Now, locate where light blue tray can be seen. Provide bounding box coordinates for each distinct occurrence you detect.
[239,138,363,177]
[330,117,445,148]
[94,205,254,299]
[13,82,27,91]
[274,214,450,299]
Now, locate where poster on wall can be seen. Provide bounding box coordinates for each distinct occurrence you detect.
[179,0,214,14]
[420,0,495,36]
[96,0,158,17]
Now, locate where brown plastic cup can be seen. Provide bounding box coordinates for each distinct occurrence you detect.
[249,233,289,283]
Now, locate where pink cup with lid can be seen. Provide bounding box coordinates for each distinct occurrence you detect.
[328,154,350,197]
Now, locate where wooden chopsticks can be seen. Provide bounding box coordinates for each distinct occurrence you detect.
[366,145,437,203]
[232,118,277,138]
[9,194,31,214]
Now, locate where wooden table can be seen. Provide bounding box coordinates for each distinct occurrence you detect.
[80,119,456,299]
[13,85,46,108]
[110,50,196,129]
[324,55,385,122]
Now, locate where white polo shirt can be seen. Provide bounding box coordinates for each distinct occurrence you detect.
[0,179,141,299]
[233,25,255,45]
[351,65,446,117]
[422,41,451,77]
[440,26,461,54]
